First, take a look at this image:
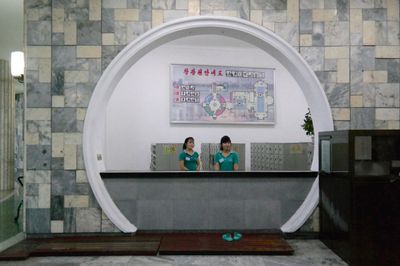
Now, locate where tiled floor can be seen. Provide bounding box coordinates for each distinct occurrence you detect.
[1,239,348,265]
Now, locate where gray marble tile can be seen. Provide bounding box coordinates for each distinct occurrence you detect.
[300,0,313,9]
[376,21,388,45]
[26,70,39,84]
[336,0,349,21]
[325,59,337,71]
[102,8,115,33]
[27,21,51,45]
[88,59,102,84]
[76,144,85,169]
[281,199,304,222]
[209,200,245,229]
[173,200,209,229]
[27,120,51,145]
[200,0,224,10]
[63,207,76,233]
[324,83,350,107]
[64,83,93,107]
[26,145,51,170]
[312,21,325,46]
[300,9,312,34]
[88,189,101,209]
[225,0,250,20]
[114,22,128,45]
[351,32,362,45]
[325,21,349,45]
[139,0,152,21]
[103,0,127,8]
[350,70,363,89]
[250,0,288,10]
[51,108,78,132]
[51,195,64,220]
[26,0,51,9]
[51,68,65,95]
[152,0,175,9]
[207,179,251,200]
[388,59,400,83]
[350,0,374,8]
[127,0,140,8]
[51,170,89,195]
[334,121,350,130]
[276,22,299,46]
[52,33,64,45]
[244,200,281,228]
[279,178,313,201]
[375,84,400,107]
[126,22,151,43]
[65,6,89,21]
[351,107,375,129]
[315,71,336,83]
[52,46,77,69]
[362,84,376,107]
[102,45,125,71]
[300,47,324,71]
[350,46,375,71]
[324,0,336,8]
[76,208,101,232]
[362,8,387,21]
[26,208,50,233]
[137,200,173,229]
[27,82,51,108]
[51,157,64,171]
[26,183,39,196]
[77,21,101,45]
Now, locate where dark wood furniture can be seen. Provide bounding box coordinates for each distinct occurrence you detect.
[319,130,400,266]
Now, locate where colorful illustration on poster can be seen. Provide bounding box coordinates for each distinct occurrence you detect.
[170,64,275,124]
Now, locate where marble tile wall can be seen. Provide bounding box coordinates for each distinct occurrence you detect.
[24,0,400,233]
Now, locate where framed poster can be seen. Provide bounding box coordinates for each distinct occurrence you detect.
[170,64,275,124]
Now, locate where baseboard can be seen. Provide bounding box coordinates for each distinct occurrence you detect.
[0,232,25,253]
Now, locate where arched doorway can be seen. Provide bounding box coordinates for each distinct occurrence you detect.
[83,16,334,233]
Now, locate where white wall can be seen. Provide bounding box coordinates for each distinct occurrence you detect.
[105,36,311,170]
[0,0,23,61]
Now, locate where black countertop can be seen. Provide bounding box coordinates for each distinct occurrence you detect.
[100,171,318,178]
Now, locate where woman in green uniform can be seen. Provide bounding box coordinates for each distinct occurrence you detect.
[214,135,239,171]
[178,137,200,171]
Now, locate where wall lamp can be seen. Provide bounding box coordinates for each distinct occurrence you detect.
[11,51,24,83]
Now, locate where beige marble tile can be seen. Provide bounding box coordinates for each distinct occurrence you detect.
[89,0,101,20]
[152,10,164,27]
[76,170,88,183]
[115,9,139,21]
[312,9,337,21]
[287,0,299,22]
[64,70,89,83]
[25,170,51,184]
[351,95,363,107]
[337,59,349,83]
[77,108,87,120]
[26,108,51,120]
[26,133,40,145]
[77,46,102,58]
[38,184,51,208]
[363,70,388,83]
[376,108,400,120]
[64,195,89,208]
[375,46,400,58]
[213,10,238,17]
[300,34,312,46]
[27,46,51,58]
[188,0,200,16]
[102,33,115,45]
[64,21,77,45]
[325,47,349,59]
[332,108,350,120]
[39,58,51,83]
[387,0,400,21]
[51,220,64,233]
[52,96,65,108]
[26,8,39,21]
[350,8,362,33]
[64,144,77,170]
[176,0,187,9]
[52,8,64,33]
[52,133,64,158]
[64,133,82,145]
[363,21,375,45]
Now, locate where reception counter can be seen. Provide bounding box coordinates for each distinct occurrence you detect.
[101,171,318,230]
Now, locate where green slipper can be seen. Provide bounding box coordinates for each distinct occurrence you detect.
[222,232,233,242]
[233,232,242,241]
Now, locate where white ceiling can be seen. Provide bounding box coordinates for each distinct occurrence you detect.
[0,0,23,62]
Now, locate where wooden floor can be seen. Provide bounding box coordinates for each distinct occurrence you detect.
[0,231,293,260]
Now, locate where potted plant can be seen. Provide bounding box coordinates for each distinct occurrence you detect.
[301,108,314,137]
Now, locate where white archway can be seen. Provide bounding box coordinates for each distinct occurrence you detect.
[83,16,334,233]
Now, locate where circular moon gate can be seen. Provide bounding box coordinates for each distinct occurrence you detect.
[83,16,334,233]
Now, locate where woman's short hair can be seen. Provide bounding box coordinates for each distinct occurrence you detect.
[219,135,231,150]
[183,137,194,150]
